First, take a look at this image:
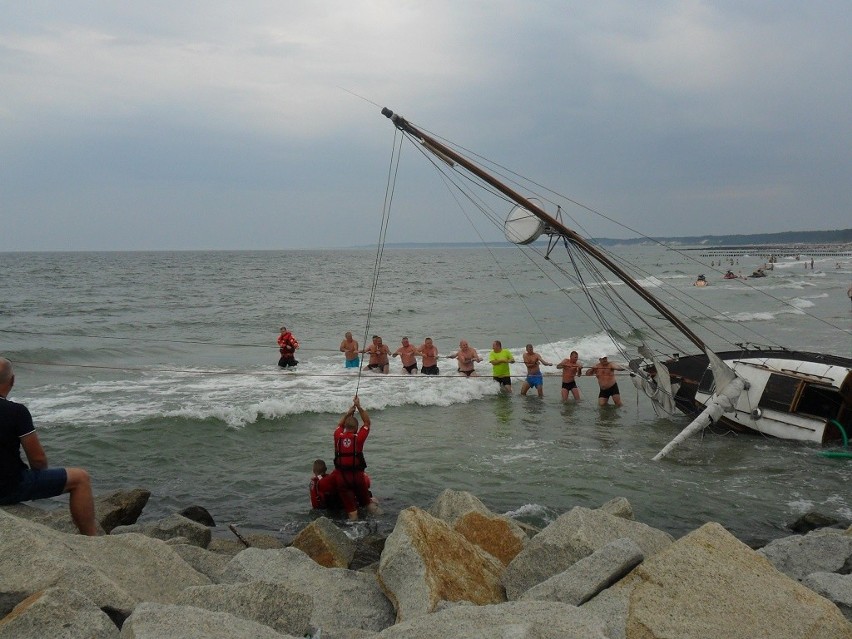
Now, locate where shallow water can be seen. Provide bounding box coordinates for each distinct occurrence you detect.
[1,247,850,545]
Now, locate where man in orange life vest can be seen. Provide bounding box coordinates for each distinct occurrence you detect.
[333,396,378,520]
[277,326,299,368]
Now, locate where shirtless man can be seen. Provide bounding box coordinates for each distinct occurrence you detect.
[339,332,360,369]
[556,350,583,401]
[520,344,552,397]
[418,337,440,375]
[392,337,419,374]
[448,340,482,377]
[361,335,390,374]
[585,354,625,406]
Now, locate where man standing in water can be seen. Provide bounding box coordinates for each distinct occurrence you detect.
[448,340,482,377]
[488,340,515,393]
[339,331,360,369]
[520,344,552,397]
[556,350,583,401]
[0,357,98,535]
[392,336,419,374]
[585,354,626,407]
[277,326,299,368]
[333,396,378,520]
[418,337,440,375]
[362,335,390,374]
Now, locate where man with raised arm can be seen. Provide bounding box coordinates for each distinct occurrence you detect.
[332,396,378,520]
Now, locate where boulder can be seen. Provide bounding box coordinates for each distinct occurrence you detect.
[0,502,104,536]
[802,572,852,621]
[374,600,609,639]
[582,522,851,639]
[758,529,852,580]
[789,511,842,534]
[0,510,210,619]
[291,516,355,568]
[0,587,119,639]
[111,513,212,548]
[427,489,528,565]
[427,489,493,524]
[454,511,527,566]
[118,602,295,638]
[519,537,643,604]
[221,546,394,635]
[95,489,151,533]
[597,497,633,520]
[179,505,215,527]
[175,581,313,636]
[350,533,387,571]
[377,507,505,622]
[170,544,232,583]
[502,506,673,600]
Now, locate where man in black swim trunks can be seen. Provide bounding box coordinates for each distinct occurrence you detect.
[418,337,440,375]
[392,337,419,374]
[362,335,390,374]
[585,354,625,406]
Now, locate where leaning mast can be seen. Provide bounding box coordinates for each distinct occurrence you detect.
[382,107,706,352]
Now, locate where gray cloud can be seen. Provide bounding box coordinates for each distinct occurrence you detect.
[1,1,849,250]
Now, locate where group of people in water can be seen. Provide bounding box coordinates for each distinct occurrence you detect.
[318,330,626,406]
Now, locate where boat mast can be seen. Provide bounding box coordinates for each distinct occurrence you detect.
[382,108,706,352]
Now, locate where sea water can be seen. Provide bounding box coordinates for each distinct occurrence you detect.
[1,247,850,545]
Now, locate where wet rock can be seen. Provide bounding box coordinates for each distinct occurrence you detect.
[758,529,852,580]
[582,522,851,639]
[502,506,673,600]
[519,537,643,604]
[802,572,852,621]
[175,581,312,636]
[95,489,151,533]
[377,507,505,622]
[179,505,215,527]
[221,546,394,635]
[111,513,211,548]
[0,587,119,639]
[291,516,355,568]
[118,602,294,638]
[374,600,609,638]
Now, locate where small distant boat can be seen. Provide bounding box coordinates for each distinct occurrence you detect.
[723,270,737,280]
[694,275,708,287]
[751,269,767,278]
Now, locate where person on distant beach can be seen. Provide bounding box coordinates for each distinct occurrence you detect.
[392,336,419,374]
[488,340,515,393]
[277,326,299,368]
[847,283,852,307]
[362,335,390,374]
[448,340,482,377]
[585,354,626,407]
[557,350,583,401]
[418,337,440,375]
[339,332,360,369]
[520,344,552,397]
[332,396,378,520]
[0,357,98,535]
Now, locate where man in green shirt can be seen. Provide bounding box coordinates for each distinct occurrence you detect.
[488,340,515,394]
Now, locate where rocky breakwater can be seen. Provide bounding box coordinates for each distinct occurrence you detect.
[0,488,850,638]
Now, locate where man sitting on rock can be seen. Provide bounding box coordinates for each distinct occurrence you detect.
[0,357,98,535]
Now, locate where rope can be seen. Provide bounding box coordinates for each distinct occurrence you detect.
[356,128,402,395]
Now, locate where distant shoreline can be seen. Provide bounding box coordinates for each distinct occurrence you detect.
[2,228,850,254]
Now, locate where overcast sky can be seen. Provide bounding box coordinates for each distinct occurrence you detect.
[2,1,850,251]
